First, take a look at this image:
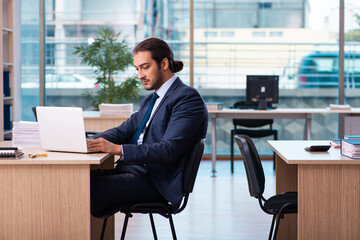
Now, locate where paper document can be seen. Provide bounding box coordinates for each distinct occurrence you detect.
[12,121,41,148]
[99,103,133,117]
[329,104,351,111]
[341,139,360,159]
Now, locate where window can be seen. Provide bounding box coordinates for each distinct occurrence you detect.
[252,31,266,37]
[20,0,360,155]
[269,31,283,37]
[204,31,217,37]
[21,0,40,121]
[221,31,235,37]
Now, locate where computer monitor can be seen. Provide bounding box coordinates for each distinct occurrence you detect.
[246,75,279,110]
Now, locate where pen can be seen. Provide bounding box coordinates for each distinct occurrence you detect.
[28,153,48,158]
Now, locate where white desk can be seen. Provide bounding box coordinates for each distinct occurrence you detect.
[268,140,360,239]
[0,141,114,240]
[208,108,328,175]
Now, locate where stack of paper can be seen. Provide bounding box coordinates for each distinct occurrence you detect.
[12,121,41,148]
[206,102,224,111]
[329,104,351,111]
[99,103,133,117]
[341,139,360,159]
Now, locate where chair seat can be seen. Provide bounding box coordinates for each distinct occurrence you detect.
[92,201,174,219]
[264,192,297,214]
[122,202,175,214]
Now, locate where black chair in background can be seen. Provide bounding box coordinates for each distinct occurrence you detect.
[235,135,297,240]
[230,101,278,173]
[92,139,205,240]
[32,107,38,121]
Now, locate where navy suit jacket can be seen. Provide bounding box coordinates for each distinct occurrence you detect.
[93,77,208,210]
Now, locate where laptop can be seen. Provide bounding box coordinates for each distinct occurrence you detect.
[36,106,90,153]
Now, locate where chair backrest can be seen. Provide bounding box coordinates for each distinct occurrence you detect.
[234,135,265,198]
[183,139,205,194]
[175,139,205,214]
[233,118,273,128]
[232,101,273,128]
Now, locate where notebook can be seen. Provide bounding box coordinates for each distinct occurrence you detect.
[0,147,24,158]
[36,106,90,153]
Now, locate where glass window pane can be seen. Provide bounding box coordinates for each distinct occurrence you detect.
[345,1,360,106]
[21,0,40,121]
[44,0,190,111]
[194,0,340,155]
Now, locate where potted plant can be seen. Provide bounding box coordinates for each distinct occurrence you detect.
[74,26,139,110]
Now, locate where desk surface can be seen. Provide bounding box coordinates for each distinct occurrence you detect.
[209,108,327,114]
[0,141,111,165]
[208,107,360,114]
[268,140,360,164]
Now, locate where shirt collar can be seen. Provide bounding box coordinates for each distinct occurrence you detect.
[155,75,177,99]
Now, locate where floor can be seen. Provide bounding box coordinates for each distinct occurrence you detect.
[113,160,276,240]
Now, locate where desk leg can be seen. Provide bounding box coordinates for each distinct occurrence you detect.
[211,115,217,176]
[91,155,115,240]
[304,113,312,140]
[275,155,298,240]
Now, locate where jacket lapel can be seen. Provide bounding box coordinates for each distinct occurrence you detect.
[146,77,183,127]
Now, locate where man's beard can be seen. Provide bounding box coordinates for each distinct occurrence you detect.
[145,68,164,91]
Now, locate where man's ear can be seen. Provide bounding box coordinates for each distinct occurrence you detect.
[161,58,169,71]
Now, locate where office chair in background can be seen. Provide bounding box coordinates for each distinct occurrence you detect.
[230,101,278,173]
[235,135,297,240]
[92,139,205,240]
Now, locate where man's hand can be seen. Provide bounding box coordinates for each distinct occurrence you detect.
[87,137,123,156]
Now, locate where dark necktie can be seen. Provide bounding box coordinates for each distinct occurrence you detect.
[131,92,159,144]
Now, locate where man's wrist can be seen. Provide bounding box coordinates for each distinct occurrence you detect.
[119,145,124,158]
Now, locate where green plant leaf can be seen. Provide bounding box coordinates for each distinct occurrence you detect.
[73,26,138,110]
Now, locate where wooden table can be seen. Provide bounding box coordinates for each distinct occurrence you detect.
[83,111,128,133]
[0,142,115,240]
[268,140,360,240]
[208,108,328,175]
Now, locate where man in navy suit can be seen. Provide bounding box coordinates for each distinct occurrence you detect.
[88,37,208,214]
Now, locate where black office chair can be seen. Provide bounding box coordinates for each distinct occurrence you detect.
[230,101,278,173]
[92,139,205,240]
[235,135,297,240]
[32,107,38,121]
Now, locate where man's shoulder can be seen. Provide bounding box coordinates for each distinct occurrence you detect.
[171,78,200,96]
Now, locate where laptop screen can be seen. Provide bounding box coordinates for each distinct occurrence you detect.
[36,106,88,153]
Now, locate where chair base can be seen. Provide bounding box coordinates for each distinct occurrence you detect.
[99,211,177,240]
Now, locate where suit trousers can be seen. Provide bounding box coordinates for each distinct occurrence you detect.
[90,163,166,214]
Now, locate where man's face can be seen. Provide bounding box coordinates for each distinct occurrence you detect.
[134,51,165,91]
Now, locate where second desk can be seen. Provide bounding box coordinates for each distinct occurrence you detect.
[268,140,360,239]
[208,108,328,175]
[83,111,128,132]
